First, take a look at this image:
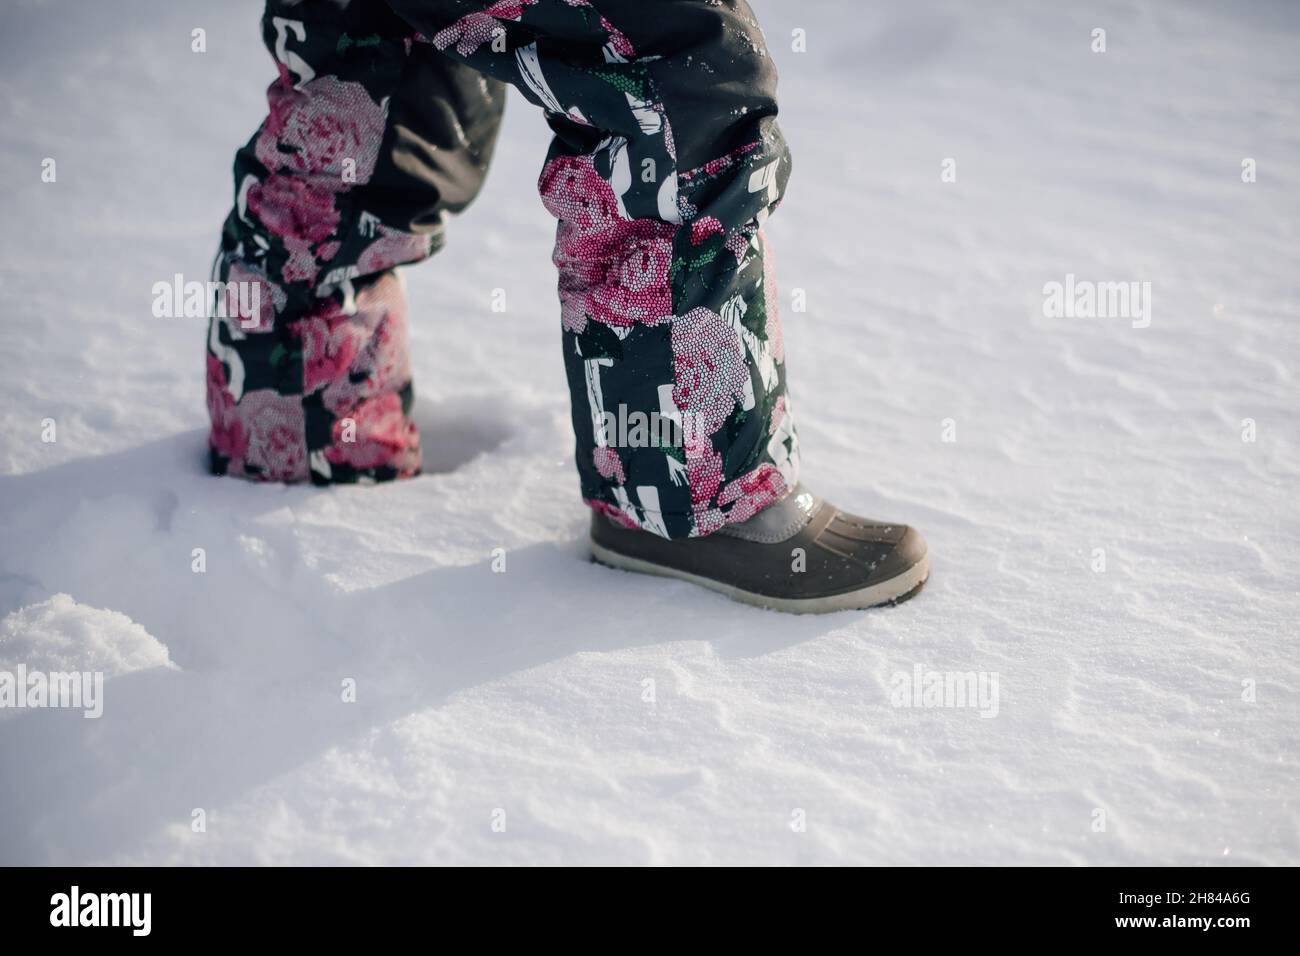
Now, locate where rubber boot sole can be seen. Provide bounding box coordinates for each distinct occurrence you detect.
[590,541,929,614]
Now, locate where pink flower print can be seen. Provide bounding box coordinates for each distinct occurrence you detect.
[324,392,420,475]
[236,388,308,481]
[718,462,788,525]
[222,261,283,334]
[433,2,532,56]
[247,175,341,244]
[255,74,387,186]
[690,216,724,245]
[685,441,722,508]
[670,307,748,438]
[593,445,626,484]
[319,277,412,416]
[206,355,249,463]
[356,228,432,275]
[542,155,675,332]
[293,303,367,396]
[540,154,623,234]
[281,237,321,286]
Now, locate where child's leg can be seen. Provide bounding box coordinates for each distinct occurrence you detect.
[388,0,797,537]
[207,1,505,483]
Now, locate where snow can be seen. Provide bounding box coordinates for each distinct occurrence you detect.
[0,0,1297,865]
[0,594,174,678]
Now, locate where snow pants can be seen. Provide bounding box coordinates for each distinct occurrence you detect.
[206,0,798,538]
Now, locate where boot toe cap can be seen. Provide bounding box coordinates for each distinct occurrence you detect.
[869,524,927,584]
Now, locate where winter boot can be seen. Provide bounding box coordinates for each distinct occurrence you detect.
[589,486,929,613]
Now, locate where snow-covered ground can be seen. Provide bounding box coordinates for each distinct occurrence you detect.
[1,0,1297,865]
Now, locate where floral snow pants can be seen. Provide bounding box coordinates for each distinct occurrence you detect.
[206,0,798,539]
